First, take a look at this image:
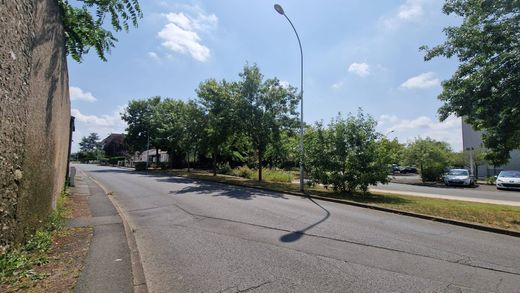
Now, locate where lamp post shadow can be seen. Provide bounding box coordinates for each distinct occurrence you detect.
[279,197,330,243]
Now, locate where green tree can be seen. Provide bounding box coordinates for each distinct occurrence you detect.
[449,151,466,168]
[306,111,391,193]
[264,130,299,169]
[196,79,240,176]
[404,138,452,182]
[58,0,142,62]
[378,137,405,165]
[79,133,100,151]
[305,122,331,187]
[78,133,105,161]
[180,101,207,171]
[422,0,520,165]
[121,97,161,156]
[153,98,205,168]
[237,64,299,181]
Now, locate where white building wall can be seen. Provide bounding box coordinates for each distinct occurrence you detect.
[462,120,520,177]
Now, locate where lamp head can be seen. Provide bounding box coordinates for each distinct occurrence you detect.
[274,4,285,15]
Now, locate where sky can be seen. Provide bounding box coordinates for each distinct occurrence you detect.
[69,0,463,152]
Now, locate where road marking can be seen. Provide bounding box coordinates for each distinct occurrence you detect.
[369,188,520,207]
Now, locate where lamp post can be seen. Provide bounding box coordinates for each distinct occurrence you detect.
[274,4,305,192]
[466,147,475,176]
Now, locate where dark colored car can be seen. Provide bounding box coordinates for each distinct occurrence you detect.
[400,166,417,174]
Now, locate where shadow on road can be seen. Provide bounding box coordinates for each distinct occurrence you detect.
[164,178,289,201]
[280,197,331,243]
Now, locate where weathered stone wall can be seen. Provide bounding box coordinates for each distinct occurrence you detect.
[0,0,70,251]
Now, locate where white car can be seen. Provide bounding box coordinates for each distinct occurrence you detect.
[496,170,520,190]
[444,169,475,186]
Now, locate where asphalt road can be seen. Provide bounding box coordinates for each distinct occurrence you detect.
[76,164,520,292]
[372,180,520,206]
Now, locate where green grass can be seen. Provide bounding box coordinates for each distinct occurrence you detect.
[0,189,69,285]
[229,166,295,183]
[159,169,520,232]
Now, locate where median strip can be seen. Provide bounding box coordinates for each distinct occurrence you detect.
[149,169,520,236]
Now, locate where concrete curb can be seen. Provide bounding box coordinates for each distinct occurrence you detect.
[80,170,149,293]
[163,172,520,239]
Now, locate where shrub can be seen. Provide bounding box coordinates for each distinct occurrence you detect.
[305,111,391,193]
[231,166,255,179]
[262,169,294,183]
[0,189,68,282]
[404,138,452,183]
[217,162,232,175]
[135,161,147,171]
[486,176,497,185]
[420,166,445,182]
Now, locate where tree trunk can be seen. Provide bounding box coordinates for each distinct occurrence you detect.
[168,150,174,169]
[155,148,160,167]
[187,152,190,172]
[213,148,217,176]
[258,149,263,181]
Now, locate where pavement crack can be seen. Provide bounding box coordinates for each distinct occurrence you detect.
[236,281,272,292]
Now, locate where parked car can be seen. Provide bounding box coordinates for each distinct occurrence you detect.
[496,170,520,190]
[400,166,417,174]
[443,169,475,186]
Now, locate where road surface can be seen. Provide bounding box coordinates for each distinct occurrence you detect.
[373,181,520,206]
[77,164,520,292]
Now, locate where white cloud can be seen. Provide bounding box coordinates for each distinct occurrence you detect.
[378,114,462,151]
[382,0,430,30]
[348,62,370,77]
[332,80,345,90]
[70,86,97,103]
[400,72,440,89]
[398,0,424,20]
[71,106,127,152]
[158,8,218,62]
[147,51,160,60]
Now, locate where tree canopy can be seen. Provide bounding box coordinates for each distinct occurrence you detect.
[237,64,299,181]
[121,96,161,153]
[58,0,142,62]
[306,111,391,193]
[422,0,520,165]
[404,138,452,182]
[79,132,100,151]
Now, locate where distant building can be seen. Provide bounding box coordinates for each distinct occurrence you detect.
[101,133,127,157]
[462,120,520,177]
[134,149,169,164]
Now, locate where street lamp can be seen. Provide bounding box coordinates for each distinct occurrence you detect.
[274,4,305,192]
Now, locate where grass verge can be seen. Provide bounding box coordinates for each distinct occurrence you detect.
[158,169,520,232]
[0,189,93,292]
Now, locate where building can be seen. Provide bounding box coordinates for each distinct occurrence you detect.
[133,149,169,164]
[462,120,520,178]
[101,133,127,157]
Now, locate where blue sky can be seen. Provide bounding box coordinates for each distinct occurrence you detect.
[69,0,463,152]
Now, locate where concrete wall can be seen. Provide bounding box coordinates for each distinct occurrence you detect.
[0,0,70,252]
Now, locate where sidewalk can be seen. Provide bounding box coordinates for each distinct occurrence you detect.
[68,171,135,293]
